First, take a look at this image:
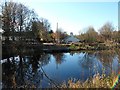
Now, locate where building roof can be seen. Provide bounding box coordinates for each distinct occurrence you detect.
[64,34,80,43]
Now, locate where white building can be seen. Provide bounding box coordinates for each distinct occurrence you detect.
[64,32,80,43]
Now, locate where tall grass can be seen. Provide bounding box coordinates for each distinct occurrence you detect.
[60,73,119,88]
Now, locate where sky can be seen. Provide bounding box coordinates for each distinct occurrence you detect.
[1,0,119,35]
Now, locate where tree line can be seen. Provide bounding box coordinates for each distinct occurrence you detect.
[0,1,68,44]
[77,22,120,44]
[0,1,120,45]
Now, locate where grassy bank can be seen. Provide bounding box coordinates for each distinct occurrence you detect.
[2,41,120,59]
[68,42,120,51]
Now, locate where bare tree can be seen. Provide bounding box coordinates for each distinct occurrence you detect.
[78,26,98,43]
[86,26,98,42]
[40,18,51,32]
[1,1,38,42]
[99,22,114,41]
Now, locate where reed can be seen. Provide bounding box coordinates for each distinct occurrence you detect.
[60,73,120,88]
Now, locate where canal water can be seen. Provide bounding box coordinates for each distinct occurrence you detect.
[1,50,120,88]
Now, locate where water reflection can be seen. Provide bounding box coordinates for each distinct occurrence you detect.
[78,52,103,78]
[52,53,66,65]
[2,53,51,88]
[95,50,120,75]
[2,57,17,88]
[2,50,120,88]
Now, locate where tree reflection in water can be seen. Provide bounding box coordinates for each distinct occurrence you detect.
[2,52,51,88]
[79,52,95,68]
[78,50,120,78]
[2,49,120,88]
[2,57,17,88]
[53,53,66,65]
[95,50,119,75]
[78,51,102,79]
[115,49,120,73]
